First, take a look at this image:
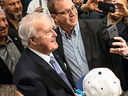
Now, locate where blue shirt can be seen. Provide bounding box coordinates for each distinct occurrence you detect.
[59,23,89,84]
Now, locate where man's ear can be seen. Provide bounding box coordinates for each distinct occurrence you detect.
[51,14,56,20]
[0,3,5,10]
[29,36,37,46]
[51,14,59,26]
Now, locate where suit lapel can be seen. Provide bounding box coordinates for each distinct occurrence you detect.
[79,19,92,62]
[102,16,107,24]
[27,48,73,94]
[116,18,125,32]
[55,28,67,63]
[0,57,12,78]
[56,19,92,67]
[8,30,24,53]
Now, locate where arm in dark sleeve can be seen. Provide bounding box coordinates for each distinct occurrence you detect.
[16,77,47,96]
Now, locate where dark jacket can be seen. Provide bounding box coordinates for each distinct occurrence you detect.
[13,48,75,96]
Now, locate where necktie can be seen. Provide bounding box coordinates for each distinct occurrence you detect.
[50,56,74,92]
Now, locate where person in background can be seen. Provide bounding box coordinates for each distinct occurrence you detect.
[47,0,118,90]
[73,0,103,17]
[1,0,26,30]
[13,12,78,96]
[0,7,21,84]
[101,0,128,41]
[0,0,25,53]
[101,0,128,91]
[110,36,128,91]
[27,0,55,26]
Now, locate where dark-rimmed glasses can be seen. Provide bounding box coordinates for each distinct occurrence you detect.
[55,5,76,16]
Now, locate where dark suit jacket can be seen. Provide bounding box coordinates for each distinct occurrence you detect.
[0,57,13,84]
[8,29,24,53]
[56,19,114,71]
[13,48,75,96]
[102,16,128,91]
[0,12,26,84]
[0,34,24,84]
[55,19,128,91]
[7,12,27,53]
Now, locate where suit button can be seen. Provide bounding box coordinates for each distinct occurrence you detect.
[15,38,18,40]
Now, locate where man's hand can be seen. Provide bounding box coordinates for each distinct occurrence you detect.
[34,6,44,12]
[110,37,128,56]
[82,0,103,12]
[74,93,78,96]
[112,1,128,21]
[73,0,83,4]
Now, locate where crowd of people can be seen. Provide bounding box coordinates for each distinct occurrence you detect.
[0,0,128,96]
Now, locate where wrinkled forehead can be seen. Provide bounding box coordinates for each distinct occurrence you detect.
[33,17,53,31]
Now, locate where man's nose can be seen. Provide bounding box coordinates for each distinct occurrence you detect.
[15,3,20,8]
[70,9,76,16]
[0,21,6,27]
[53,30,57,37]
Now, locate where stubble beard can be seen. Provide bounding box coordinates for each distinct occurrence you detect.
[14,13,22,20]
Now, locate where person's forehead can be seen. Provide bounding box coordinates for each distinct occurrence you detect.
[4,0,20,4]
[55,0,73,10]
[34,17,53,30]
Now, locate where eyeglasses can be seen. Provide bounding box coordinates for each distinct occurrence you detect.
[55,5,76,16]
[104,0,116,2]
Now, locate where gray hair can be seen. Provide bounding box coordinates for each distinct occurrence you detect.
[18,12,48,48]
[0,84,18,96]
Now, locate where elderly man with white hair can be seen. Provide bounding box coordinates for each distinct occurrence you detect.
[13,12,78,96]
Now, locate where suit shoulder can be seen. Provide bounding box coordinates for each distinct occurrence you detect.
[79,19,106,28]
[79,18,103,23]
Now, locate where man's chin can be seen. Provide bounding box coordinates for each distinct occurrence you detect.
[71,22,78,27]
[53,43,58,50]
[14,13,22,20]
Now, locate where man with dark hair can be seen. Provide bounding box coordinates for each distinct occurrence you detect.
[1,0,24,30]
[47,0,127,91]
[0,0,25,53]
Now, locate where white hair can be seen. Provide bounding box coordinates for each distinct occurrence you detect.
[18,12,48,48]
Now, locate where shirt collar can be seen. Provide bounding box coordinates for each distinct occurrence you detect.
[29,47,53,64]
[59,23,80,38]
[0,35,12,46]
[107,16,112,27]
[6,35,13,43]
